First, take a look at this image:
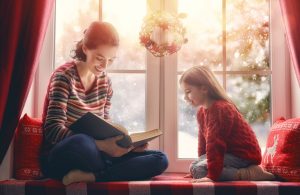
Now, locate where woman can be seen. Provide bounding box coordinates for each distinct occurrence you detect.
[40,21,168,185]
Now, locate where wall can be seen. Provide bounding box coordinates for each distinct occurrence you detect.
[0,144,13,180]
[291,67,300,117]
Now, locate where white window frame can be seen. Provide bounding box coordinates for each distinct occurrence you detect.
[35,0,291,172]
[34,5,55,118]
[162,0,292,172]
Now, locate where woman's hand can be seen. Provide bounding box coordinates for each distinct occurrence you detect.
[95,135,133,157]
[190,177,213,183]
[131,143,149,152]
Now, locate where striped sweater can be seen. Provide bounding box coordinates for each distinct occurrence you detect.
[41,62,113,150]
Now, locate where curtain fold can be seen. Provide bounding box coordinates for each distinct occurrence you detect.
[279,0,300,86]
[0,0,54,165]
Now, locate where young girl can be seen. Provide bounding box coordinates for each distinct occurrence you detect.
[40,21,168,185]
[180,66,274,182]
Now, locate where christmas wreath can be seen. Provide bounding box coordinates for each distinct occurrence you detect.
[139,11,188,57]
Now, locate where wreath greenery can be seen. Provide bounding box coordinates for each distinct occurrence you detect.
[139,11,188,57]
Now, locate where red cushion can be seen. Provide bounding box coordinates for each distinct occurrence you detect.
[14,114,44,180]
[262,117,300,181]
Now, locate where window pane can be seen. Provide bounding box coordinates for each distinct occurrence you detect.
[55,0,99,68]
[226,0,270,71]
[178,90,198,159]
[102,0,146,70]
[227,74,271,150]
[177,0,271,159]
[102,0,146,133]
[178,0,222,71]
[109,74,145,133]
[177,74,223,159]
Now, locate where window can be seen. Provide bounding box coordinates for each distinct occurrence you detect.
[177,0,271,159]
[55,0,147,133]
[40,0,289,172]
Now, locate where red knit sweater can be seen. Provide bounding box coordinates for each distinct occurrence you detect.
[197,100,262,181]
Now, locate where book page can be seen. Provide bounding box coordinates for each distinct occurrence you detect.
[130,129,162,143]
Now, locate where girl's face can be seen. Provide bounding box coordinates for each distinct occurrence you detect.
[181,82,208,107]
[83,44,118,75]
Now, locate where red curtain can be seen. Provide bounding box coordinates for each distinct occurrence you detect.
[279,0,300,86]
[0,0,54,165]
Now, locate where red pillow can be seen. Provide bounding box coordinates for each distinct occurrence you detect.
[14,114,44,180]
[262,117,300,181]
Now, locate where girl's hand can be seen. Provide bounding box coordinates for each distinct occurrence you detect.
[190,177,213,183]
[131,143,149,152]
[95,135,133,157]
[183,173,193,178]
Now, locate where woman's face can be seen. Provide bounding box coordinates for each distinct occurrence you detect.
[181,82,208,107]
[83,44,118,75]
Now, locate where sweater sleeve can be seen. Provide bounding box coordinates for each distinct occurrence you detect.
[205,104,234,181]
[198,130,206,157]
[104,77,113,120]
[197,110,206,157]
[43,72,73,144]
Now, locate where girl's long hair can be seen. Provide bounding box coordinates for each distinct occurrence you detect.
[179,66,234,104]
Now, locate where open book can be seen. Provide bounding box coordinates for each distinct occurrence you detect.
[69,112,163,148]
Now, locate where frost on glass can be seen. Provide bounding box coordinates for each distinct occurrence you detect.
[102,0,147,133]
[227,75,271,149]
[177,0,222,71]
[102,0,146,70]
[55,0,98,68]
[178,88,198,158]
[227,0,269,71]
[109,74,146,133]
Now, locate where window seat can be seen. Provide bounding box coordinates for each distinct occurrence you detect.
[1,173,300,195]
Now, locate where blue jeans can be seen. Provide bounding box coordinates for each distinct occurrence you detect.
[41,134,168,181]
[190,154,252,181]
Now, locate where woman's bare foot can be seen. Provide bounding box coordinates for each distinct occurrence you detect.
[62,169,95,185]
